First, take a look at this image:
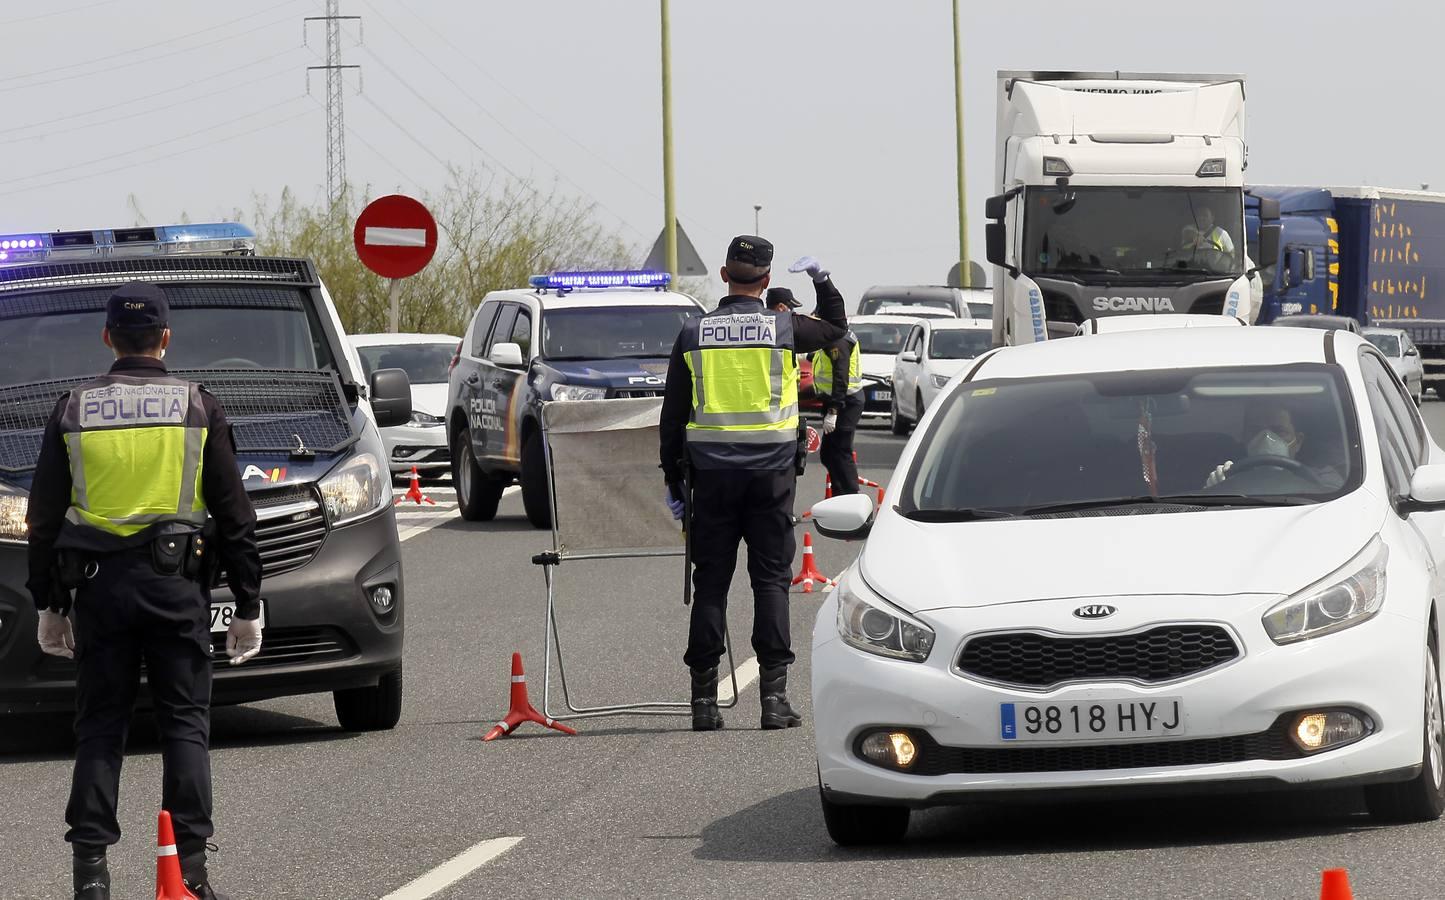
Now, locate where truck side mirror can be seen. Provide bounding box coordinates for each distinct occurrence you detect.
[1285,250,1305,289]
[984,194,1008,221]
[369,368,412,428]
[1257,197,1281,220]
[985,222,1008,269]
[1257,224,1281,271]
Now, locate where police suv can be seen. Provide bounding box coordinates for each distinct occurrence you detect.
[447,270,704,527]
[0,224,413,729]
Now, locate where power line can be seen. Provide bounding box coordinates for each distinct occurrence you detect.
[0,0,128,27]
[356,93,452,173]
[0,47,302,138]
[0,106,315,200]
[0,4,298,91]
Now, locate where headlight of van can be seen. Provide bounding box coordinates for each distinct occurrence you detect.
[836,574,935,662]
[319,452,387,526]
[1263,538,1387,644]
[0,482,28,544]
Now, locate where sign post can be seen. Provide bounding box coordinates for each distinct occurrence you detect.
[353,194,439,333]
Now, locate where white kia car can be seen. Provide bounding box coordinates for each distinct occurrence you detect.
[810,326,1445,845]
[1075,313,1247,336]
[890,318,992,434]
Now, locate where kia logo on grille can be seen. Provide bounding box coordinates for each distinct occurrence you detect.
[1073,604,1117,619]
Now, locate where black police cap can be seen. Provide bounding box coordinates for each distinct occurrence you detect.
[726,235,773,268]
[106,282,168,330]
[765,287,801,309]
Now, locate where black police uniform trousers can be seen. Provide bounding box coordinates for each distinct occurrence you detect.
[819,392,865,496]
[684,467,797,672]
[66,549,214,857]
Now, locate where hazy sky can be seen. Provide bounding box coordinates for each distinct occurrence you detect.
[1,0,1438,300]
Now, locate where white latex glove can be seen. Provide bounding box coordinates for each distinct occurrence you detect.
[37,610,75,659]
[788,256,830,283]
[822,410,838,434]
[1205,461,1233,488]
[226,616,263,666]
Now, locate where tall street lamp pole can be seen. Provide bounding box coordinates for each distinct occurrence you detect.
[660,0,678,278]
[952,0,970,287]
[753,204,761,234]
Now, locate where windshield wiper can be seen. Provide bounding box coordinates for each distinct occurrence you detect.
[1154,492,1313,507]
[901,507,1016,522]
[1013,496,1163,516]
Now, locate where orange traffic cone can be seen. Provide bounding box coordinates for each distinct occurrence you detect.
[483,652,578,741]
[791,532,833,593]
[155,810,198,900]
[394,466,436,506]
[1319,869,1353,900]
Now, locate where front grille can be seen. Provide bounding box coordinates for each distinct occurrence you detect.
[209,626,355,669]
[219,486,326,583]
[906,717,1302,776]
[1042,291,1084,325]
[957,625,1239,689]
[611,388,663,398]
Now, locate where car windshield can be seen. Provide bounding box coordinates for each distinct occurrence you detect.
[902,364,1359,518]
[357,342,455,384]
[0,283,330,386]
[853,322,914,354]
[1366,333,1401,356]
[541,305,696,359]
[930,329,992,360]
[859,296,956,315]
[1023,187,1244,278]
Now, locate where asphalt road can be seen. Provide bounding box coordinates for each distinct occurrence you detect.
[6,413,1445,898]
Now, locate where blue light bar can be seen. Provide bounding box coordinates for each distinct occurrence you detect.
[0,222,255,266]
[528,269,672,290]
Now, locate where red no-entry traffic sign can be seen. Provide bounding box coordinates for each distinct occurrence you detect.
[353,194,437,280]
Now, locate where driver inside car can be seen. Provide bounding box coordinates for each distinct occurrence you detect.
[1205,403,1344,490]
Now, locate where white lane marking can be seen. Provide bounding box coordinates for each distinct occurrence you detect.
[379,836,524,900]
[365,226,428,247]
[397,487,517,542]
[717,656,760,704]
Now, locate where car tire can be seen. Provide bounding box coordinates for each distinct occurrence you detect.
[1365,635,1445,823]
[520,430,553,529]
[916,390,926,420]
[889,394,909,436]
[453,431,504,522]
[819,777,910,846]
[334,665,403,732]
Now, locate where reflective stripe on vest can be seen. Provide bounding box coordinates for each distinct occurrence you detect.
[811,338,862,396]
[58,375,209,541]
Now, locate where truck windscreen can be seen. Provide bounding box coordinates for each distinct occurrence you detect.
[0,284,330,387]
[1023,187,1244,279]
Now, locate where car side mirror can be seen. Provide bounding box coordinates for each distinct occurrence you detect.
[1406,346,1420,357]
[811,493,875,541]
[899,350,919,363]
[369,368,412,428]
[490,342,525,368]
[1400,464,1445,515]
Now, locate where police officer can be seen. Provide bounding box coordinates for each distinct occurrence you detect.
[811,329,864,496]
[27,283,262,900]
[659,237,847,731]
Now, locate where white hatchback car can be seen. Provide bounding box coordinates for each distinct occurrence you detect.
[810,326,1445,845]
[1363,327,1425,405]
[351,332,462,476]
[890,318,992,434]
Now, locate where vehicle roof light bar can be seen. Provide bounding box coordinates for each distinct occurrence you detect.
[0,222,256,265]
[528,269,672,291]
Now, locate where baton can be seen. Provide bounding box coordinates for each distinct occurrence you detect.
[682,471,693,607]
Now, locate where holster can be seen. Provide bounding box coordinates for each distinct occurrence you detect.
[150,525,207,580]
[794,421,809,476]
[54,549,88,590]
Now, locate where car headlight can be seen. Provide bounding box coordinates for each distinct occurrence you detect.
[319,452,387,526]
[0,482,28,544]
[551,383,607,402]
[836,573,935,662]
[1263,537,1387,644]
[931,373,951,388]
[405,411,443,428]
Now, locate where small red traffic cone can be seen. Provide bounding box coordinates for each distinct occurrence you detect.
[394,465,435,506]
[483,652,577,741]
[791,532,834,593]
[823,472,833,500]
[1319,869,1353,900]
[155,810,198,900]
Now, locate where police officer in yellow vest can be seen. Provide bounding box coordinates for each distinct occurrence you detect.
[811,331,863,496]
[26,283,261,900]
[660,237,848,731]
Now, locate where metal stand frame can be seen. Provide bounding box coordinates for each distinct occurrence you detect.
[531,412,738,722]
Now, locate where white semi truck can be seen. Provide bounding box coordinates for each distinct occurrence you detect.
[985,71,1280,345]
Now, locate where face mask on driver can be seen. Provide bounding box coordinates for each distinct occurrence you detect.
[1247,429,1293,459]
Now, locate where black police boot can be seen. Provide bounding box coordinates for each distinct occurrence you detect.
[73,852,110,900]
[181,848,232,900]
[760,666,803,730]
[690,666,723,732]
